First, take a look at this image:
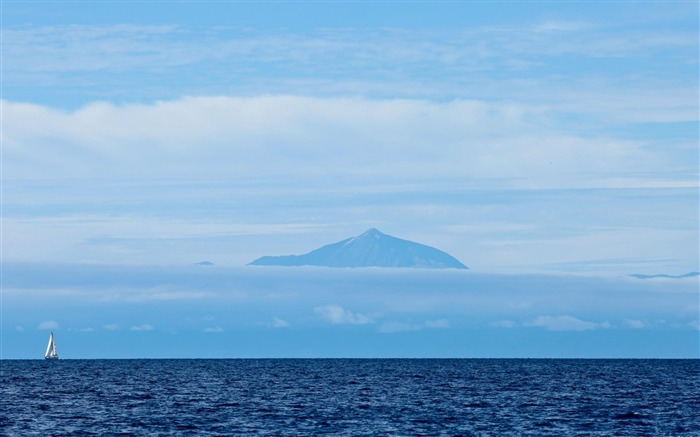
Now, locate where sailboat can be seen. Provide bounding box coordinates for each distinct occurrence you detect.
[45,332,59,360]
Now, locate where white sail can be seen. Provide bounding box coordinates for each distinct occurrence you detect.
[45,333,53,357]
[45,332,58,359]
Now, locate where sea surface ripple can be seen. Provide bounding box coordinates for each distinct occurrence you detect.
[1,359,699,436]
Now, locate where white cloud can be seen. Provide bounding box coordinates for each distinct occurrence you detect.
[687,320,699,330]
[37,320,59,330]
[314,305,372,325]
[103,324,120,331]
[2,18,695,135]
[271,317,290,328]
[624,319,646,329]
[3,96,675,189]
[15,325,24,332]
[130,324,154,331]
[79,327,95,332]
[204,327,224,333]
[424,319,449,329]
[525,315,599,332]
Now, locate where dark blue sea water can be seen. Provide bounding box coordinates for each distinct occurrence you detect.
[1,359,699,436]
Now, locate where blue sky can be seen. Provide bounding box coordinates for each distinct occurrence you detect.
[2,1,698,358]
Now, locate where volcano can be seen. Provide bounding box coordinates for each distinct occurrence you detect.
[249,228,468,269]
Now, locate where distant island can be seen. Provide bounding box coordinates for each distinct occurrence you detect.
[629,272,699,280]
[249,228,468,269]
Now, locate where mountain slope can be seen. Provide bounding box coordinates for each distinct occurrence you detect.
[249,228,468,269]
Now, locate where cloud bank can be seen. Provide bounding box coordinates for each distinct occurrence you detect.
[4,264,698,358]
[4,96,692,190]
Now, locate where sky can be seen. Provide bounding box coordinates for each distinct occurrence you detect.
[1,1,698,358]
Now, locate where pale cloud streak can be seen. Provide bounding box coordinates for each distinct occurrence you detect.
[37,320,59,330]
[424,319,450,329]
[271,317,290,328]
[491,320,517,328]
[379,319,450,333]
[624,319,646,329]
[378,322,421,333]
[525,315,603,332]
[4,23,695,76]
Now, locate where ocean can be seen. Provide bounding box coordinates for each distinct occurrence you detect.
[2,359,698,436]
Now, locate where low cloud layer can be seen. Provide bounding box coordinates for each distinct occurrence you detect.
[6,264,698,358]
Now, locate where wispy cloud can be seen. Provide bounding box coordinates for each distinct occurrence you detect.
[3,15,695,126]
[271,317,290,328]
[4,23,694,78]
[378,322,421,333]
[525,315,602,332]
[103,324,120,331]
[314,305,372,325]
[624,319,646,329]
[204,327,224,333]
[3,24,182,74]
[425,319,450,329]
[121,291,216,303]
[379,319,450,333]
[130,324,154,331]
[491,320,517,328]
[531,20,593,33]
[37,320,59,330]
